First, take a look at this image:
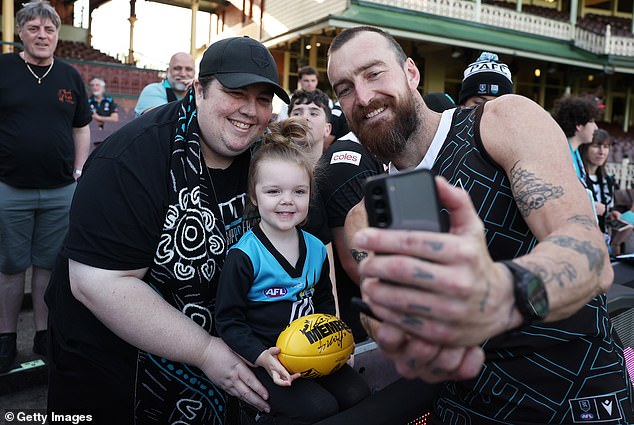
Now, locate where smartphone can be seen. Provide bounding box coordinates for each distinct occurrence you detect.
[350,296,382,322]
[608,219,631,232]
[364,168,448,231]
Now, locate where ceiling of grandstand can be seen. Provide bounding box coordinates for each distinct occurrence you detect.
[87,0,228,15]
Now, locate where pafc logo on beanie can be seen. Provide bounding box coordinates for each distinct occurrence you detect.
[478,83,500,95]
[459,52,513,105]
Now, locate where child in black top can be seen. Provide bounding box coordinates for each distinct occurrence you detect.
[216,119,370,425]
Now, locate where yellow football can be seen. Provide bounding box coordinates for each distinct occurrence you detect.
[276,313,354,378]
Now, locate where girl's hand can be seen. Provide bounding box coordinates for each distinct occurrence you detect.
[255,347,301,386]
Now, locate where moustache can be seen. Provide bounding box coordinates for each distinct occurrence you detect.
[353,100,388,122]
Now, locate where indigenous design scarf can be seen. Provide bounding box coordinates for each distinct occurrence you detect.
[135,91,228,424]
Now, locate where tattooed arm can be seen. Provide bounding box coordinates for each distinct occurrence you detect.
[355,95,611,353]
[483,95,612,322]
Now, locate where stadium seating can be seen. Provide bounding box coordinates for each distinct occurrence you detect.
[578,13,634,36]
[55,40,122,63]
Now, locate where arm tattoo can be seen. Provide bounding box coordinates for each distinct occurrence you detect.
[351,249,368,264]
[568,215,598,231]
[509,163,564,217]
[544,235,604,276]
[524,258,577,288]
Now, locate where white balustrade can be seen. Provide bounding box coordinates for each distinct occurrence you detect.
[365,0,633,57]
[606,158,634,189]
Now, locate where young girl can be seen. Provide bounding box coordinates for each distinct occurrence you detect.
[215,120,370,425]
[580,128,633,256]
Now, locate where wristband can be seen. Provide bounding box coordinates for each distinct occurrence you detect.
[73,169,82,175]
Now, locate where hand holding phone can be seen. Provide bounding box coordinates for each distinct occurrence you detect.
[357,169,447,322]
[364,168,448,231]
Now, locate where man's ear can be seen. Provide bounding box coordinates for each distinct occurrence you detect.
[324,122,332,139]
[404,58,421,91]
[194,80,204,100]
[575,123,584,134]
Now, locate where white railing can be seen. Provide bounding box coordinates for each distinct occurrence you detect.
[574,26,609,54]
[365,0,634,57]
[606,158,634,189]
[480,6,571,40]
[607,32,634,56]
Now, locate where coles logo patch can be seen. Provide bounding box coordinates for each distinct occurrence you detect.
[265,287,287,298]
[330,150,361,166]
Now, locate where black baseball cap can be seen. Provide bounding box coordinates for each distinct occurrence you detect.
[199,36,290,104]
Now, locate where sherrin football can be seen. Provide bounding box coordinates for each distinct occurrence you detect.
[276,313,354,378]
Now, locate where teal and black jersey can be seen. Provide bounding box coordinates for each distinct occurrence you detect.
[428,105,633,424]
[215,224,335,364]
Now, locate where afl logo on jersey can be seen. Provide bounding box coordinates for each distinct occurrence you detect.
[265,288,287,298]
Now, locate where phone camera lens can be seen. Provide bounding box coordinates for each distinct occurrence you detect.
[374,200,386,210]
[371,186,383,196]
[377,214,389,227]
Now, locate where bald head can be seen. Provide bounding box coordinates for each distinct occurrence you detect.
[167,52,195,93]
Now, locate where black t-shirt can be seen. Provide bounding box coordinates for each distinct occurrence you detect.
[0,53,92,188]
[316,137,384,342]
[88,95,119,117]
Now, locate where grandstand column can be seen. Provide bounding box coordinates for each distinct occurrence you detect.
[190,0,199,57]
[282,50,291,92]
[127,0,136,65]
[569,0,578,40]
[308,35,317,67]
[2,0,14,53]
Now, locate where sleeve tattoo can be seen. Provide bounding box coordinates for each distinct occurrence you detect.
[524,258,577,288]
[568,215,599,231]
[544,235,604,276]
[509,163,564,217]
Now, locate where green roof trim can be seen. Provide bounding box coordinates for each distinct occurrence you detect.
[331,1,632,70]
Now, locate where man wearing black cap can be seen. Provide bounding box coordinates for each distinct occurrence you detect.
[45,36,288,424]
[458,52,513,107]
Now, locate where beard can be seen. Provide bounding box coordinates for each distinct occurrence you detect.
[171,80,188,91]
[348,92,419,164]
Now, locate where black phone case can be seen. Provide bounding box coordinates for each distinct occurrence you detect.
[364,168,449,232]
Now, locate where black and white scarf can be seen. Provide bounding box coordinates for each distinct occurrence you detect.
[135,90,229,424]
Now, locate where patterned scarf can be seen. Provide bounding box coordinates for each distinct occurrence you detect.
[135,90,229,424]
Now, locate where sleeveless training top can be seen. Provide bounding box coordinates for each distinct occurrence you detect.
[427,105,633,425]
